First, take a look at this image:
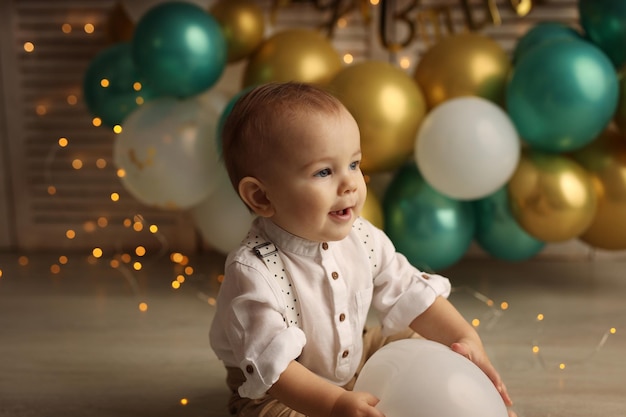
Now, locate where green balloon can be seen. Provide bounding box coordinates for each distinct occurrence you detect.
[579,0,626,68]
[473,187,545,261]
[383,163,475,272]
[132,2,227,98]
[83,43,160,127]
[513,22,582,65]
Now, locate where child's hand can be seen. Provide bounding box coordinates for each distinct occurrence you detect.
[330,390,385,417]
[450,340,517,417]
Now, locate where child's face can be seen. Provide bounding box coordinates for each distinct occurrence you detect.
[261,107,367,242]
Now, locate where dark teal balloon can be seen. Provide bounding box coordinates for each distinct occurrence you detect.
[83,43,160,127]
[132,2,227,98]
[579,0,626,68]
[506,38,618,153]
[513,22,581,65]
[383,163,475,272]
[473,187,545,261]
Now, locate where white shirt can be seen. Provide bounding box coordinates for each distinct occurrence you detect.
[209,216,451,399]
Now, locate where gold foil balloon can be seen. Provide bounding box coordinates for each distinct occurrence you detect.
[413,33,511,109]
[361,186,384,230]
[242,28,342,88]
[508,151,597,242]
[572,129,626,250]
[328,60,427,173]
[210,0,265,63]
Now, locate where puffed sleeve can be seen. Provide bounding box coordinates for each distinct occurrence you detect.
[367,223,451,336]
[217,261,307,399]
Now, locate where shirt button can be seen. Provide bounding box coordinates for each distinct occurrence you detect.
[422,273,430,280]
[339,313,346,322]
[322,242,329,250]
[342,350,349,358]
[246,365,254,374]
[331,271,339,280]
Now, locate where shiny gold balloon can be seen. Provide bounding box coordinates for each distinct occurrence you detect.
[572,129,626,250]
[361,186,384,230]
[242,28,342,88]
[328,60,427,173]
[210,0,265,63]
[413,33,511,109]
[507,150,597,242]
[106,2,134,44]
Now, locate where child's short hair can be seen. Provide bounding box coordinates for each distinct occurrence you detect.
[221,82,345,191]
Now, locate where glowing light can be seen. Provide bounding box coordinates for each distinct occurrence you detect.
[113,125,123,134]
[133,222,143,232]
[532,345,540,354]
[149,224,158,233]
[337,18,347,28]
[48,185,56,195]
[217,275,224,283]
[207,297,216,306]
[184,266,194,275]
[559,363,566,370]
[176,275,185,283]
[24,42,35,52]
[59,256,68,264]
[72,159,83,169]
[123,218,132,228]
[171,252,184,264]
[121,253,131,263]
[133,261,142,271]
[50,264,61,274]
[136,96,145,105]
[92,248,103,258]
[138,302,148,312]
[36,105,47,115]
[18,256,29,266]
[96,158,107,169]
[471,318,480,327]
[65,230,76,239]
[180,398,188,406]
[84,23,95,34]
[117,168,126,178]
[486,299,494,307]
[110,192,120,202]
[399,57,411,69]
[133,82,142,91]
[92,117,102,127]
[0,269,3,278]
[110,259,120,268]
[343,53,354,64]
[58,137,69,147]
[83,221,96,232]
[370,0,380,5]
[100,78,110,88]
[610,327,617,334]
[61,23,72,33]
[172,281,181,289]
[537,313,544,321]
[135,246,146,256]
[500,302,509,310]
[67,95,78,105]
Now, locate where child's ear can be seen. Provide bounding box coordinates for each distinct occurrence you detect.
[238,177,274,217]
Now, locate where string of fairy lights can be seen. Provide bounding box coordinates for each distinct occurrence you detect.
[0,1,621,409]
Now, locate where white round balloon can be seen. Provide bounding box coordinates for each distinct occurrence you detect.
[114,95,222,209]
[191,167,255,255]
[415,96,520,200]
[354,339,508,417]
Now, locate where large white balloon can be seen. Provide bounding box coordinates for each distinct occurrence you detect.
[191,168,255,255]
[415,97,520,200]
[354,339,508,417]
[114,96,222,209]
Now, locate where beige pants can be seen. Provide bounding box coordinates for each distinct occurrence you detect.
[224,327,416,417]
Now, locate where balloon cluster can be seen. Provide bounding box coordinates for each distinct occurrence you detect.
[83,0,626,266]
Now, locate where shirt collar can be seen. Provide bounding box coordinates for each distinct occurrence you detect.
[258,217,326,258]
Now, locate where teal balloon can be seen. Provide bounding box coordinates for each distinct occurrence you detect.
[383,163,475,272]
[473,187,545,261]
[579,0,626,68]
[513,22,581,64]
[83,43,160,127]
[132,2,227,98]
[506,38,618,153]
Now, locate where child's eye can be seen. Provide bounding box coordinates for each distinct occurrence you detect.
[315,168,332,178]
[350,161,360,170]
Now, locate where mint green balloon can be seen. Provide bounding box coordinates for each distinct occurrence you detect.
[383,163,475,272]
[506,38,618,153]
[473,187,545,261]
[132,2,227,98]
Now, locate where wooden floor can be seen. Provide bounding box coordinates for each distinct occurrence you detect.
[1,251,625,417]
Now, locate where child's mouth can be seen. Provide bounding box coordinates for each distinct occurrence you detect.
[330,208,351,218]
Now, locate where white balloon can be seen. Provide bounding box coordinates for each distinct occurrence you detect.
[114,96,222,209]
[191,168,255,255]
[415,97,520,200]
[354,339,508,417]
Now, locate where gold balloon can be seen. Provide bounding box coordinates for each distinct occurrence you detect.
[507,150,597,243]
[106,2,134,44]
[361,186,384,230]
[572,129,626,250]
[242,28,342,88]
[210,0,265,63]
[413,33,511,109]
[328,60,427,173]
